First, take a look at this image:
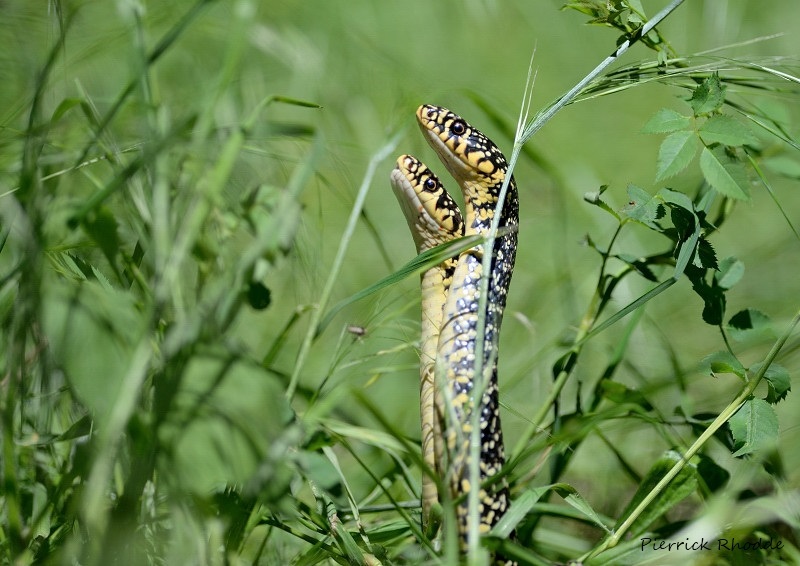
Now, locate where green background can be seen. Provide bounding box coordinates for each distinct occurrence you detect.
[2,0,800,563]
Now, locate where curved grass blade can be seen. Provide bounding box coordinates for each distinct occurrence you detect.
[317,233,483,336]
[71,0,217,169]
[286,134,401,401]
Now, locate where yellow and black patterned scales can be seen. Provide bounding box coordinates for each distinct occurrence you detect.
[391,104,518,559]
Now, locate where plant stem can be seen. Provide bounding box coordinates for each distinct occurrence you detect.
[519,0,687,145]
[286,134,400,402]
[583,307,800,561]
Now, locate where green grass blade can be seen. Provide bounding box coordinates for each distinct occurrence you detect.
[71,0,216,169]
[317,233,482,336]
[66,115,195,227]
[286,133,401,402]
[518,0,687,145]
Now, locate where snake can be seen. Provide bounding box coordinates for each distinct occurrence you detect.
[390,154,464,529]
[390,104,519,555]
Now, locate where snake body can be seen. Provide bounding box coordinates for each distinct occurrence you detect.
[392,105,518,551]
[389,155,464,528]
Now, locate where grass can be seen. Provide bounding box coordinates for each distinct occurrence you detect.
[2,1,800,564]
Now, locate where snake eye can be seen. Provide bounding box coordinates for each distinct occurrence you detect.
[451,119,466,136]
[423,177,437,191]
[426,108,436,118]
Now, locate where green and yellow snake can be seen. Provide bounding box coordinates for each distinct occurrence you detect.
[390,104,518,552]
[390,154,464,529]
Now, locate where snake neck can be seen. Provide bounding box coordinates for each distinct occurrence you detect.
[464,175,519,315]
[437,173,518,540]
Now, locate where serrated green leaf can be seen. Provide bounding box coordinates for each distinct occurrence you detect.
[641,108,691,134]
[715,257,744,289]
[751,362,791,404]
[729,398,778,457]
[689,74,726,115]
[658,187,694,212]
[668,205,695,236]
[658,189,700,277]
[699,115,758,146]
[656,130,699,181]
[621,184,663,230]
[699,146,750,201]
[699,351,746,379]
[727,308,773,342]
[693,237,718,270]
[614,450,698,535]
[625,10,645,29]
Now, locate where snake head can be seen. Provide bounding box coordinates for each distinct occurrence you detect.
[416,104,508,188]
[390,154,464,252]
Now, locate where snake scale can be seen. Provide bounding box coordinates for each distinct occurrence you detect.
[390,104,518,556]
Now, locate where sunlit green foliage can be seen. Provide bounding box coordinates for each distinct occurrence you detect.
[2,1,800,565]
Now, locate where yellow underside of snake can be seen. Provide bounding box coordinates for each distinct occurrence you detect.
[390,104,519,557]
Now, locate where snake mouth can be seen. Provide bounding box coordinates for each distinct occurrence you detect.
[390,154,464,247]
[416,104,505,185]
[416,105,474,182]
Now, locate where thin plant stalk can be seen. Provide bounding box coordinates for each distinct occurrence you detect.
[286,134,401,402]
[583,307,800,560]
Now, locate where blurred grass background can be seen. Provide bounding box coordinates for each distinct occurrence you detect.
[2,0,800,564]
